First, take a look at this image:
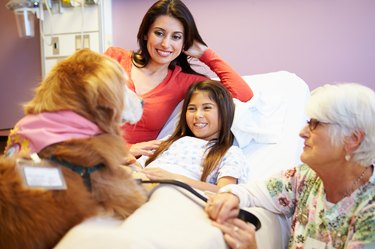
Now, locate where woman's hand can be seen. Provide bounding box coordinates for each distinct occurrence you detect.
[129,140,162,157]
[183,40,208,59]
[142,167,179,180]
[212,218,258,249]
[205,192,240,223]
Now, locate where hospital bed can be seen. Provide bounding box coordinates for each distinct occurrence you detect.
[55,70,310,249]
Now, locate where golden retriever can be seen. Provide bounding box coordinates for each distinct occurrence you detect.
[0,49,147,249]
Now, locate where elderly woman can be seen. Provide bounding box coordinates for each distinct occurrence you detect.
[205,83,375,249]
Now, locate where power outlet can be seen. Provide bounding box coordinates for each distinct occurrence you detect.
[51,36,59,55]
[75,34,90,50]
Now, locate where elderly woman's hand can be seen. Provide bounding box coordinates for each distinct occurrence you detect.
[205,192,241,223]
[213,218,258,249]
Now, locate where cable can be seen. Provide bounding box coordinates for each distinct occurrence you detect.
[140,179,261,231]
[40,0,54,46]
[79,0,85,49]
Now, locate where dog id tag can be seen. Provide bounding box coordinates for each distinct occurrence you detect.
[17,158,67,190]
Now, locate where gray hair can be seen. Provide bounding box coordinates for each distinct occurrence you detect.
[305,83,375,166]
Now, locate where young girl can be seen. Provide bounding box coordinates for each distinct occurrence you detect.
[140,80,248,192]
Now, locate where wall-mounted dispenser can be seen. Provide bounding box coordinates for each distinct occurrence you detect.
[6,0,43,38]
[5,0,112,76]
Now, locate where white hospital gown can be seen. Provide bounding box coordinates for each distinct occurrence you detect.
[146,136,249,184]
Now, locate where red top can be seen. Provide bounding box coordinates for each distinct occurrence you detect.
[105,47,253,144]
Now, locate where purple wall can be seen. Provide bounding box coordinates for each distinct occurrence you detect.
[1,0,375,129]
[0,0,42,129]
[112,0,375,90]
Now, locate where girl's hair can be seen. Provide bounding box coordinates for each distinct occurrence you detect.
[133,0,207,75]
[146,80,235,181]
[305,83,375,166]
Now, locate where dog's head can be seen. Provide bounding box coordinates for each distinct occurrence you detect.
[23,49,143,136]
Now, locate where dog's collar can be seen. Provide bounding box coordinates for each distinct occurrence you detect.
[49,155,104,192]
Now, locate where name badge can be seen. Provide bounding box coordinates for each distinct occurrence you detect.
[17,158,67,190]
[305,237,326,249]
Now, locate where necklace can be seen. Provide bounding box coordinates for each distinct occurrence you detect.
[344,166,369,197]
[296,166,370,226]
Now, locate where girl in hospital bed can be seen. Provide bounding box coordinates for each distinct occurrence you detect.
[138,80,248,192]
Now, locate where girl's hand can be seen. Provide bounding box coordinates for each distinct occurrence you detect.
[183,40,208,59]
[142,167,178,180]
[205,192,240,223]
[129,140,162,157]
[122,153,137,165]
[212,218,258,249]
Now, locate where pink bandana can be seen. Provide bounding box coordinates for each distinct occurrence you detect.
[5,110,102,157]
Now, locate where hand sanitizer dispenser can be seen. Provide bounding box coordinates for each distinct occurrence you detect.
[6,0,42,38]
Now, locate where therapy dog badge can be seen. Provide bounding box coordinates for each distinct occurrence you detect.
[305,237,326,249]
[16,153,67,190]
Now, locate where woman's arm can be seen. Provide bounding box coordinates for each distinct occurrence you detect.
[218,167,302,217]
[180,175,237,193]
[184,41,253,102]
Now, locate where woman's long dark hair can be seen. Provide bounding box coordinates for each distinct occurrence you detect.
[146,80,235,182]
[133,0,207,75]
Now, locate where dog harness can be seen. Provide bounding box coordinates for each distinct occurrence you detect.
[49,155,104,192]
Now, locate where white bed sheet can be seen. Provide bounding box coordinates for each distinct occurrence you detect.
[240,71,310,181]
[56,185,289,249]
[55,71,310,249]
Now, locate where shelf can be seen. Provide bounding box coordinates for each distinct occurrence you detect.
[0,129,10,136]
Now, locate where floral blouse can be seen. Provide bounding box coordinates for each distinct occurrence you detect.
[222,164,375,249]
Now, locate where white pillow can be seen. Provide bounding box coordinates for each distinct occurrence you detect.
[232,94,286,148]
[157,75,287,148]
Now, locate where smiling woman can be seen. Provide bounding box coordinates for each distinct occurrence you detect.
[206,83,375,249]
[143,15,184,70]
[104,0,253,159]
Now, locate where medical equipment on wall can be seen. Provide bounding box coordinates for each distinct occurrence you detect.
[5,0,99,38]
[6,0,43,38]
[6,0,111,76]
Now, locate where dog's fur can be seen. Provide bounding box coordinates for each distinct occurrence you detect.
[0,49,147,249]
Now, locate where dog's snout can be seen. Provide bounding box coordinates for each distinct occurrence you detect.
[122,87,144,124]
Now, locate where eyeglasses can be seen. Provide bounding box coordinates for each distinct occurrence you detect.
[306,118,324,132]
[307,118,337,132]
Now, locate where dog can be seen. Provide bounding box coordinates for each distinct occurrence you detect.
[0,49,147,249]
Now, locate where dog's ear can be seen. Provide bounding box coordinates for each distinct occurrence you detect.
[81,58,127,136]
[86,92,121,136]
[77,83,122,135]
[27,49,127,135]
